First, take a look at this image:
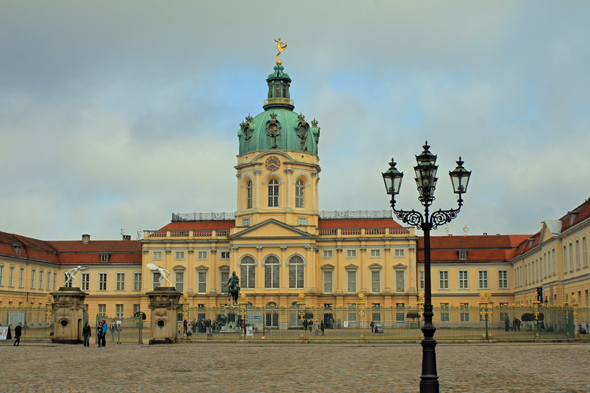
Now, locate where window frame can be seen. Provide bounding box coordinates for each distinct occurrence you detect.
[268,179,279,207]
[81,272,90,291]
[98,273,108,291]
[288,255,305,289]
[133,272,142,291]
[152,251,163,260]
[295,179,304,208]
[197,271,207,294]
[498,270,508,289]
[478,270,489,290]
[116,272,125,291]
[240,256,256,289]
[370,249,381,258]
[439,270,449,290]
[458,270,469,289]
[346,249,357,259]
[264,256,280,289]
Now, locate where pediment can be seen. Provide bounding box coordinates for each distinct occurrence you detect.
[229,218,315,240]
[393,263,407,270]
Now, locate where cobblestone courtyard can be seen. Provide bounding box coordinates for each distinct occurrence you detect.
[1,342,589,392]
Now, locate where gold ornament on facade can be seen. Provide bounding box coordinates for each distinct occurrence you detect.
[274,37,287,65]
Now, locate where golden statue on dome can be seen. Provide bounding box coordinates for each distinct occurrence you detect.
[275,37,287,65]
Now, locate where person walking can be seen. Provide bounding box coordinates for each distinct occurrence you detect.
[303,319,308,332]
[320,320,325,335]
[101,320,108,347]
[110,323,116,341]
[314,319,320,336]
[183,319,188,335]
[504,316,510,332]
[13,322,22,346]
[370,320,375,333]
[83,322,91,347]
[97,321,102,347]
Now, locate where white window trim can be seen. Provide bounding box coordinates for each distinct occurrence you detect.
[116,272,126,291]
[98,272,108,291]
[346,249,358,259]
[478,269,489,290]
[174,251,186,261]
[322,250,334,259]
[197,271,207,294]
[346,269,357,293]
[152,251,163,261]
[370,269,381,293]
[369,249,382,258]
[394,249,405,258]
[458,270,469,290]
[197,251,208,260]
[498,269,509,290]
[438,270,449,290]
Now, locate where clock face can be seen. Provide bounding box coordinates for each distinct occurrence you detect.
[265,156,281,172]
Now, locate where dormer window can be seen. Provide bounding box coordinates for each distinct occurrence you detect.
[100,254,109,262]
[13,245,21,257]
[458,250,467,260]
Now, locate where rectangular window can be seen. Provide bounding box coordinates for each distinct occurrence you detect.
[371,270,381,293]
[220,271,229,293]
[152,251,163,260]
[81,273,90,291]
[396,303,405,322]
[346,249,357,258]
[9,266,15,286]
[264,263,279,289]
[458,250,467,260]
[498,270,508,289]
[576,240,580,269]
[297,217,308,226]
[439,271,449,289]
[100,254,109,262]
[116,273,125,291]
[53,272,56,290]
[134,273,142,291]
[288,263,304,289]
[540,256,544,280]
[370,249,381,258]
[99,273,108,291]
[563,246,567,274]
[478,271,488,289]
[116,304,124,319]
[459,270,468,289]
[197,251,208,260]
[395,270,405,292]
[152,272,161,290]
[323,271,333,293]
[268,180,279,207]
[322,250,333,259]
[544,253,547,278]
[98,304,106,316]
[133,304,141,315]
[241,263,256,289]
[419,270,424,290]
[175,272,184,292]
[583,238,588,267]
[242,218,250,227]
[460,303,469,322]
[569,243,574,272]
[198,272,207,294]
[39,270,44,289]
[394,249,405,258]
[0,265,4,286]
[220,251,230,260]
[440,303,450,322]
[347,270,357,293]
[30,269,36,289]
[175,251,185,260]
[47,271,52,290]
[552,249,556,276]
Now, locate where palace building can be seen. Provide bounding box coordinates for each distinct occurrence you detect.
[1,59,589,323]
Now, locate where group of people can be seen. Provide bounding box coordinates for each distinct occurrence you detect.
[504,316,522,331]
[93,320,108,347]
[190,318,216,334]
[303,319,325,335]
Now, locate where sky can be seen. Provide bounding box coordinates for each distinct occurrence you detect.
[1,1,589,241]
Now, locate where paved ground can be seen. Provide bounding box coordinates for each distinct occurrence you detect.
[1,342,589,392]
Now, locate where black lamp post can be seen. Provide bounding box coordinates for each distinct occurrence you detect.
[382,141,471,393]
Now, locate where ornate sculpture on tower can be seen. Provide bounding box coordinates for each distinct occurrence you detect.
[275,37,287,65]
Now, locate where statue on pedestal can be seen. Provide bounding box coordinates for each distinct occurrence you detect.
[64,266,88,287]
[227,271,240,305]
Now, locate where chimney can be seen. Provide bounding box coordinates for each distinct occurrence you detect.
[123,235,131,241]
[82,234,90,244]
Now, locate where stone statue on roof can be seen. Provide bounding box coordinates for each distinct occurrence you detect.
[463,224,469,236]
[64,266,88,288]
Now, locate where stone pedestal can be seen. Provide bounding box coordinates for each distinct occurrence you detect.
[147,287,182,344]
[50,287,89,344]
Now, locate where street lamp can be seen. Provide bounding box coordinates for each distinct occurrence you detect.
[382,141,471,393]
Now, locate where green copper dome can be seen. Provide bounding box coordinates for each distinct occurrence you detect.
[238,65,320,155]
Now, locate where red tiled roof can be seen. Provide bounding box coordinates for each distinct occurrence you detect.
[318,219,402,229]
[0,231,141,265]
[417,234,532,263]
[560,198,590,232]
[159,221,234,231]
[47,240,141,253]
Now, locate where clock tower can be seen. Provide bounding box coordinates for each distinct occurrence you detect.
[235,57,321,229]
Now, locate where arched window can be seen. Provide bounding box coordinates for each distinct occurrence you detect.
[265,302,279,327]
[295,180,304,208]
[247,181,253,209]
[268,179,279,207]
[288,256,304,289]
[240,256,256,289]
[265,256,280,289]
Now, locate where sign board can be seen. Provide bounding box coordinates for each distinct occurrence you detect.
[117,320,122,325]
[343,321,349,328]
[246,326,254,337]
[0,327,8,340]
